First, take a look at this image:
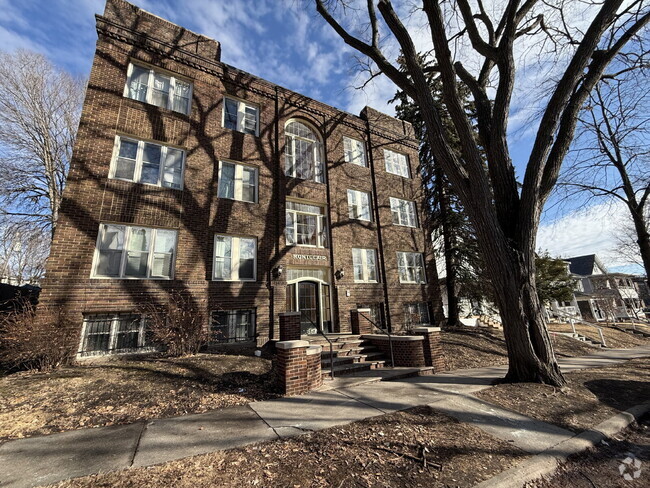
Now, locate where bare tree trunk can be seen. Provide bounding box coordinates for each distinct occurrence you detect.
[631,209,650,286]
[436,165,460,326]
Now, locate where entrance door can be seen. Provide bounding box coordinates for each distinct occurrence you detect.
[298,281,319,335]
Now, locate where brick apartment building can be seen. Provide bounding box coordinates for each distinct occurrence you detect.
[39,0,442,356]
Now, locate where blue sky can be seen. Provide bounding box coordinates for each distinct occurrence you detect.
[0,0,643,273]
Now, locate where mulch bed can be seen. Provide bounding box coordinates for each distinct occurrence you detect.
[475,358,650,433]
[525,414,649,487]
[0,354,279,441]
[50,406,529,488]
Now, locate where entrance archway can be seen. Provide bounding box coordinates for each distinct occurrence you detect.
[286,268,332,335]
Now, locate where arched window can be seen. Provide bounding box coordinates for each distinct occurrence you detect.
[285,120,325,183]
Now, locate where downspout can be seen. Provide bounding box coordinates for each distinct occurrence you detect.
[322,115,340,332]
[365,119,392,332]
[269,85,280,341]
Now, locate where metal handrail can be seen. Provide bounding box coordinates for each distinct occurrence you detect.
[359,312,394,368]
[550,310,608,347]
[301,311,335,380]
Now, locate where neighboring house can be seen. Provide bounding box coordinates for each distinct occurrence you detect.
[38,0,441,357]
[558,254,646,322]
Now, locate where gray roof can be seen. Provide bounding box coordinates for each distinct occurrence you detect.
[567,254,599,276]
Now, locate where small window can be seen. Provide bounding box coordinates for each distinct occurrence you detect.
[404,303,431,326]
[211,309,256,343]
[347,190,373,222]
[223,97,259,136]
[285,201,328,248]
[285,120,325,183]
[213,235,257,281]
[343,137,366,167]
[352,248,378,282]
[390,197,418,227]
[92,224,177,279]
[397,252,426,284]
[124,63,192,115]
[79,314,152,356]
[110,136,185,189]
[384,149,410,178]
[217,161,258,203]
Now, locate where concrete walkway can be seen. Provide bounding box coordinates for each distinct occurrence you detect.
[1,345,649,488]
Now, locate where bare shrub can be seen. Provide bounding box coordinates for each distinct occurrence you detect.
[0,299,77,372]
[141,292,209,357]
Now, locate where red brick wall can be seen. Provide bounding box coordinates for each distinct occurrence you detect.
[279,313,301,342]
[362,335,426,367]
[275,341,322,395]
[39,0,443,351]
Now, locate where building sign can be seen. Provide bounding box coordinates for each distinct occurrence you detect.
[293,254,327,261]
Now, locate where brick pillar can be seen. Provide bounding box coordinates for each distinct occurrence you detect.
[306,345,323,390]
[275,340,309,395]
[351,308,373,335]
[279,312,301,341]
[413,327,446,371]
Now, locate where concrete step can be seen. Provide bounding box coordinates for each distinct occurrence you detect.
[321,360,386,378]
[308,339,364,350]
[320,355,360,368]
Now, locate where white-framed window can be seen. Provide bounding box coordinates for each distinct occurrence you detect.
[285,120,325,183]
[384,149,410,178]
[124,63,192,115]
[211,309,256,343]
[347,190,373,221]
[397,252,426,284]
[217,161,258,203]
[79,314,152,356]
[285,201,328,248]
[223,96,259,136]
[110,136,185,189]
[405,302,431,326]
[92,224,177,279]
[213,235,257,281]
[390,197,418,227]
[352,248,378,283]
[343,137,366,167]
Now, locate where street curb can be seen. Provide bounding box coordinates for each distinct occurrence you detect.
[473,402,650,488]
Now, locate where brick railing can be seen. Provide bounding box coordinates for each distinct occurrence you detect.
[361,334,425,367]
[351,308,373,335]
[279,312,301,341]
[412,327,446,371]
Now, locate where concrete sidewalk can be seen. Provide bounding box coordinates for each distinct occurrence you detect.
[1,345,649,488]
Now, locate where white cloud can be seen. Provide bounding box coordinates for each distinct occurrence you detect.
[537,200,643,273]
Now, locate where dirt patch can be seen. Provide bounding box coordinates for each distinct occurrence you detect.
[526,414,649,487]
[442,327,597,371]
[0,354,278,441]
[548,322,649,349]
[475,358,650,433]
[49,406,529,488]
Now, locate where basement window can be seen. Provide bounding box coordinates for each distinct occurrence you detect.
[404,302,431,327]
[210,309,256,343]
[79,313,153,356]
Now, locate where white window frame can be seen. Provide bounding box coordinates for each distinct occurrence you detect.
[347,189,373,222]
[91,224,177,280]
[217,160,258,203]
[109,135,185,189]
[222,96,260,136]
[78,313,153,356]
[285,120,325,183]
[343,136,367,167]
[397,251,426,284]
[123,62,192,115]
[384,149,411,178]
[352,248,378,283]
[390,197,418,227]
[285,201,329,248]
[213,234,257,282]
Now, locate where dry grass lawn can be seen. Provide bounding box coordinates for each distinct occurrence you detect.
[49,406,529,488]
[547,322,649,349]
[475,358,650,433]
[0,354,278,441]
[442,327,597,371]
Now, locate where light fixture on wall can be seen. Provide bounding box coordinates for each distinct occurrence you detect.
[272,265,283,278]
[335,268,345,280]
